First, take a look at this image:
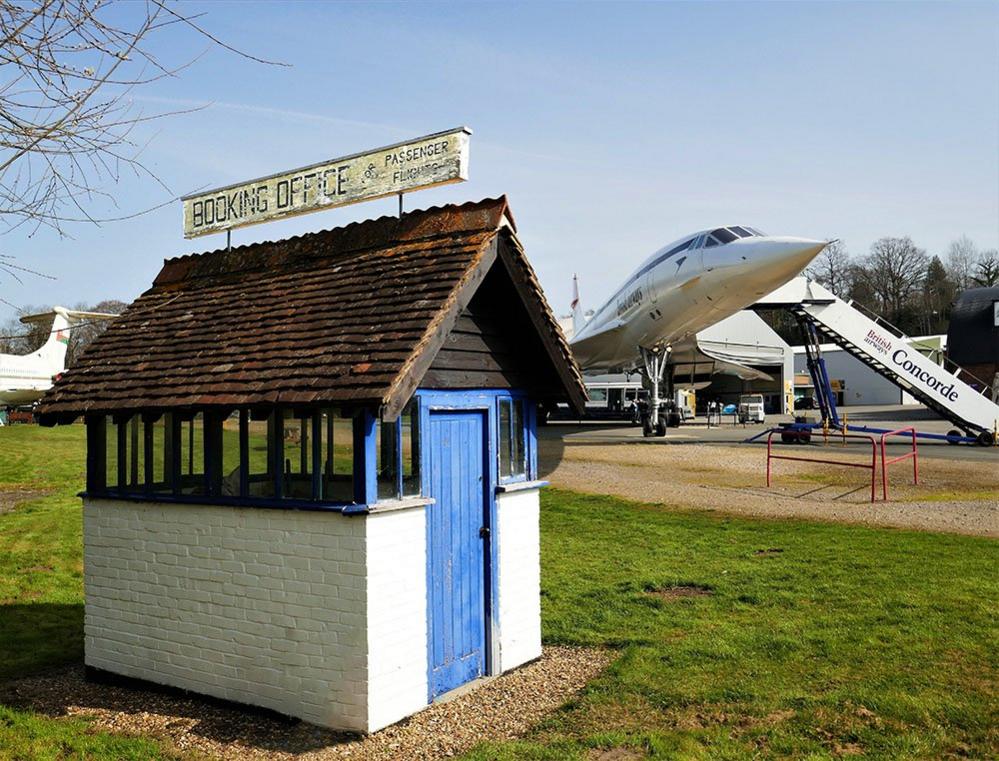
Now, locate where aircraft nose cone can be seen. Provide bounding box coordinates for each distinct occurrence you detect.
[746,237,828,279]
[714,236,829,296]
[772,238,828,270]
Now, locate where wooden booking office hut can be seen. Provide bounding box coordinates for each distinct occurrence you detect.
[36,197,587,733]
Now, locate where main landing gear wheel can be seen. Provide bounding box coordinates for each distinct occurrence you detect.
[655,419,667,437]
[642,418,654,438]
[946,429,963,445]
[976,430,995,447]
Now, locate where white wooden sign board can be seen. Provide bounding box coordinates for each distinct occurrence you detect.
[181,127,471,239]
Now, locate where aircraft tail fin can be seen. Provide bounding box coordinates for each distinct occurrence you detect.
[18,307,118,372]
[571,274,584,336]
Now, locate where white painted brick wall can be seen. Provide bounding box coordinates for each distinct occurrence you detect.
[495,489,543,671]
[83,499,370,731]
[365,508,428,731]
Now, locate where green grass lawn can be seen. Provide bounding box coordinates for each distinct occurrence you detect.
[1,425,997,759]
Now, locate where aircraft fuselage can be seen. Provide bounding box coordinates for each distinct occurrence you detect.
[570,226,828,371]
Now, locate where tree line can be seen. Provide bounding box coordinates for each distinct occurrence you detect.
[766,234,998,343]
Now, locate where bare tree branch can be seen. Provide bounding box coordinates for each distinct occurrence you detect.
[0,0,283,236]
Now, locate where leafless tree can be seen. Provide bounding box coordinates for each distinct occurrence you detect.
[805,239,853,297]
[972,250,999,288]
[0,0,282,282]
[0,302,45,352]
[64,297,125,365]
[946,235,978,290]
[856,236,929,322]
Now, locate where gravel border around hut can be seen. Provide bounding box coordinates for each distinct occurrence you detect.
[1,646,612,760]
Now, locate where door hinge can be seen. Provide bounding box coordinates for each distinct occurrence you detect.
[479,526,490,540]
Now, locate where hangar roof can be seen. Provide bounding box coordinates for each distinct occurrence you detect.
[947,287,999,366]
[37,197,585,422]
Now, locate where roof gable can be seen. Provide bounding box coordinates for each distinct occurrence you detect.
[37,197,584,422]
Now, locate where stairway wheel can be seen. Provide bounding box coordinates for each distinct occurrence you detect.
[976,430,995,447]
[946,429,962,445]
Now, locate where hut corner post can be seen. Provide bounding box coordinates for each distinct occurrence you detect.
[353,408,378,506]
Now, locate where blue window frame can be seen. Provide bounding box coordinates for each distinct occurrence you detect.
[86,404,364,509]
[497,396,528,483]
[375,398,422,500]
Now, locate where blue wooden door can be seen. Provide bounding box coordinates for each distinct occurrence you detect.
[427,410,487,698]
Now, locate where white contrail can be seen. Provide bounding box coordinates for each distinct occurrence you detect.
[130,95,409,134]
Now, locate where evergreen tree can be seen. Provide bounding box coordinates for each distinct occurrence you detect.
[922,256,955,334]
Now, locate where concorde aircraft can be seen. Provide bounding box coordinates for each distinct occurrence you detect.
[569,225,829,435]
[0,307,118,416]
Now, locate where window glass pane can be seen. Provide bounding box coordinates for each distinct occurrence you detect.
[704,236,720,248]
[512,399,526,477]
[376,417,399,500]
[401,400,420,496]
[320,408,355,502]
[499,399,512,478]
[178,413,205,495]
[711,227,738,244]
[105,416,117,490]
[668,238,693,255]
[282,409,313,500]
[220,412,241,496]
[247,409,275,498]
[729,226,752,238]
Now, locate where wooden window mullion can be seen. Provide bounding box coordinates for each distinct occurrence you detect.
[86,415,106,493]
[272,409,284,500]
[395,417,403,499]
[143,418,154,494]
[311,412,321,501]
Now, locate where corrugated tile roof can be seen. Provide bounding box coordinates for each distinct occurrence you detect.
[37,197,585,420]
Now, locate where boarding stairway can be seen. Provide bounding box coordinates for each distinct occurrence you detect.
[755,278,999,445]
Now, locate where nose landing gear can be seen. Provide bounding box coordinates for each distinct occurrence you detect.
[638,344,673,438]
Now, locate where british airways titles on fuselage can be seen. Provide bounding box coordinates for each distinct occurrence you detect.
[570,226,828,371]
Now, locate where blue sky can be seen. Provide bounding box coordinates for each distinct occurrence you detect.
[3,0,997,322]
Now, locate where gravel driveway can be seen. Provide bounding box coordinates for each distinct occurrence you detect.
[540,435,999,537]
[1,646,612,760]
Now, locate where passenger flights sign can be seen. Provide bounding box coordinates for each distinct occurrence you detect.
[181,127,471,239]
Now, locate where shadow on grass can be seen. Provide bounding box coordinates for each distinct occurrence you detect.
[0,603,83,680]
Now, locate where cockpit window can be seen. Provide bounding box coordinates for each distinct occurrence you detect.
[631,237,697,281]
[729,226,753,238]
[747,227,766,236]
[704,235,721,248]
[670,238,694,256]
[711,228,738,244]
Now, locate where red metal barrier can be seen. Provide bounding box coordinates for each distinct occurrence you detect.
[766,430,878,502]
[879,427,918,501]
